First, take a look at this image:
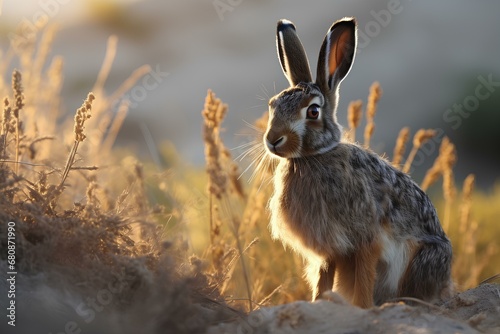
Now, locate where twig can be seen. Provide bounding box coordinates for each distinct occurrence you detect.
[0,159,56,168]
[387,297,445,312]
[59,141,79,189]
[258,284,282,306]
[479,273,500,285]
[70,166,99,171]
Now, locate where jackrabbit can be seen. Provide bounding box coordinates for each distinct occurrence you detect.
[264,17,453,308]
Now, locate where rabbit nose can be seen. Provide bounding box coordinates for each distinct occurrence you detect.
[267,135,287,150]
[273,136,286,146]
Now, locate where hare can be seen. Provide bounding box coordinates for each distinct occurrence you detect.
[264,17,453,308]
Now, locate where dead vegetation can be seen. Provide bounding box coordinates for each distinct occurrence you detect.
[0,25,498,334]
[0,27,235,334]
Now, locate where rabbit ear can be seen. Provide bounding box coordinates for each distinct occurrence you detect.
[276,19,313,86]
[316,18,357,94]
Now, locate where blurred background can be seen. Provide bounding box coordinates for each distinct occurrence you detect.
[0,0,499,188]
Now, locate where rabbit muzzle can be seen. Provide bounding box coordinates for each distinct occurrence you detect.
[264,125,301,158]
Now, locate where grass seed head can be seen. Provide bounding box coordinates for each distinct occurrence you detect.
[440,137,457,171]
[202,90,229,199]
[363,82,382,147]
[459,174,475,233]
[348,100,363,130]
[421,165,441,191]
[393,127,410,166]
[74,92,95,142]
[364,122,375,146]
[12,70,24,119]
[366,81,382,121]
[2,97,13,134]
[413,129,436,149]
[443,168,456,201]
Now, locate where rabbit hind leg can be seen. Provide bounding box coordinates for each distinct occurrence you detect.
[398,236,453,302]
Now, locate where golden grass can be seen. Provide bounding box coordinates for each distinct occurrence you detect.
[392,126,409,168]
[201,90,253,311]
[347,99,363,142]
[402,129,436,173]
[363,81,382,147]
[0,27,236,333]
[0,25,498,333]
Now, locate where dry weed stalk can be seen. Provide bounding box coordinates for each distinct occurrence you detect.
[402,129,436,173]
[464,243,497,288]
[202,90,252,311]
[59,93,95,189]
[392,127,410,168]
[83,34,151,160]
[1,97,12,158]
[452,174,478,286]
[12,70,24,174]
[45,56,64,135]
[226,155,246,200]
[93,35,118,95]
[459,174,475,234]
[442,169,456,232]
[421,137,454,191]
[33,25,57,86]
[440,139,457,232]
[421,166,441,192]
[347,100,363,142]
[419,136,457,231]
[202,90,228,199]
[101,100,129,154]
[363,82,382,147]
[243,185,268,228]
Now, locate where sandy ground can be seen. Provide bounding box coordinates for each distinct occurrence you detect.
[208,284,500,334]
[0,264,498,333]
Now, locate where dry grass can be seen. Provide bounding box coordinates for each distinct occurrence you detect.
[402,129,437,173]
[0,27,235,334]
[347,100,363,142]
[0,24,498,333]
[392,126,409,168]
[201,90,253,311]
[363,81,382,147]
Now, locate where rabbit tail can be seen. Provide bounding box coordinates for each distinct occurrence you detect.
[399,235,453,302]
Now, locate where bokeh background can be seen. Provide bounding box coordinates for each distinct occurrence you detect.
[1,0,499,187]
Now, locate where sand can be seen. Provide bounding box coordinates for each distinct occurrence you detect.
[208,284,500,334]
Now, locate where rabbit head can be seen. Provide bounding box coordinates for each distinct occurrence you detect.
[265,18,357,158]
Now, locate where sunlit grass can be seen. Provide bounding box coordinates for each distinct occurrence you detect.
[0,23,498,333]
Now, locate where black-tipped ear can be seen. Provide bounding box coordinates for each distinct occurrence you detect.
[276,19,313,87]
[316,18,357,93]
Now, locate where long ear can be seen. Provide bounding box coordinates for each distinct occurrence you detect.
[276,19,313,87]
[316,17,357,93]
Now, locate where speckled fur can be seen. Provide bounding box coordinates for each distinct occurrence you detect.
[265,18,453,308]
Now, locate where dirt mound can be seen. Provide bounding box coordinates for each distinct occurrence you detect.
[441,284,500,333]
[208,284,500,334]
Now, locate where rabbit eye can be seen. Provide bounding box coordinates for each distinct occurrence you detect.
[306,104,320,120]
